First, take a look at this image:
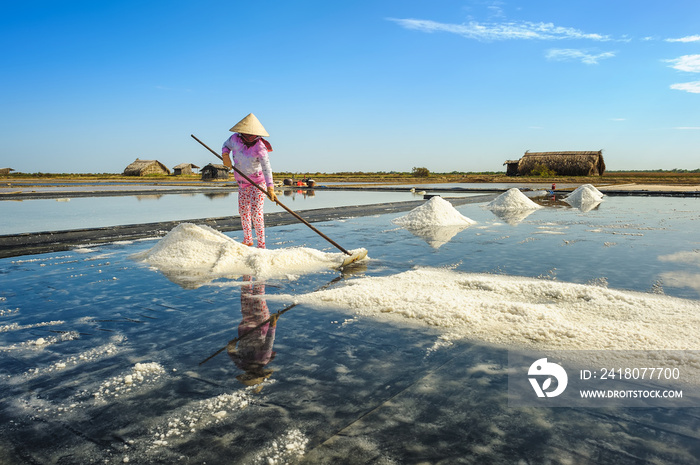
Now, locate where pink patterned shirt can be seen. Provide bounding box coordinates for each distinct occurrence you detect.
[222,134,273,188]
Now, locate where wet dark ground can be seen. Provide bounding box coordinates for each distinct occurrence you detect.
[1,196,700,464]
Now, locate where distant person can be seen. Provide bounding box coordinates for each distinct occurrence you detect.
[222,113,277,248]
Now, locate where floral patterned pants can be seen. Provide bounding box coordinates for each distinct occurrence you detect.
[238,185,266,248]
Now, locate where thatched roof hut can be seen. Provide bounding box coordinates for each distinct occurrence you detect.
[502,160,520,176]
[0,168,15,176]
[123,159,171,176]
[173,163,200,175]
[201,163,229,180]
[506,151,605,176]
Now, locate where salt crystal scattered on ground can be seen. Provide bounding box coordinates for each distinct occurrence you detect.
[252,429,309,465]
[1,331,80,351]
[486,188,542,211]
[16,335,125,381]
[145,389,254,452]
[0,320,65,333]
[88,362,166,405]
[131,223,367,287]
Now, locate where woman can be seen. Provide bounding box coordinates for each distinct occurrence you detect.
[228,275,277,389]
[222,113,277,248]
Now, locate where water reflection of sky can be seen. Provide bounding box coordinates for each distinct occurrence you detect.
[0,189,440,234]
[1,195,699,464]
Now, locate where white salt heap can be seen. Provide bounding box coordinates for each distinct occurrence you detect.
[564,184,604,208]
[277,268,700,352]
[391,197,475,248]
[486,188,543,211]
[575,183,603,197]
[392,196,476,228]
[132,223,367,287]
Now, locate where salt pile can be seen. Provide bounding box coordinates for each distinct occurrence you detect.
[131,223,366,287]
[392,197,475,248]
[564,184,604,210]
[486,188,542,211]
[393,196,475,228]
[575,183,603,197]
[276,268,700,352]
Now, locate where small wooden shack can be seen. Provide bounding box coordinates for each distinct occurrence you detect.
[503,160,520,176]
[201,163,229,180]
[173,163,200,175]
[505,151,606,176]
[0,168,15,176]
[123,159,171,176]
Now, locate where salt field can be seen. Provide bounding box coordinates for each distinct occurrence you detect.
[0,188,456,235]
[1,190,700,464]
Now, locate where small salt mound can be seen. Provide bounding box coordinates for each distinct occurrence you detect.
[393,196,476,227]
[576,183,603,197]
[131,223,366,287]
[392,197,475,248]
[564,184,604,204]
[486,188,542,211]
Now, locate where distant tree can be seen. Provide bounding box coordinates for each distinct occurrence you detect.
[412,167,430,177]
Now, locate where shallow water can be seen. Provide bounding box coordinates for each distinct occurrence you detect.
[1,195,699,464]
[0,189,442,235]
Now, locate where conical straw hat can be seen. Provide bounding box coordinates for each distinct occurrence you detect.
[229,113,269,137]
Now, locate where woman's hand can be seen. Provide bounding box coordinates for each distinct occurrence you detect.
[267,186,277,203]
[222,153,233,169]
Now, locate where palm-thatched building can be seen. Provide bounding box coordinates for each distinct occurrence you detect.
[502,160,521,176]
[123,159,171,176]
[173,163,200,175]
[504,151,606,176]
[201,163,230,180]
[0,168,15,176]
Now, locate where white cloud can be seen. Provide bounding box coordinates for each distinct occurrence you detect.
[659,251,700,265]
[665,54,700,72]
[666,35,700,43]
[670,81,700,93]
[658,271,700,295]
[486,0,506,19]
[675,126,700,130]
[545,48,615,65]
[610,118,626,121]
[388,18,611,42]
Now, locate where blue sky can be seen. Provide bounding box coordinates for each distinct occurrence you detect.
[1,0,699,174]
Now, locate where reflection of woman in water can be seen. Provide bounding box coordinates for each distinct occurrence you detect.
[228,276,278,388]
